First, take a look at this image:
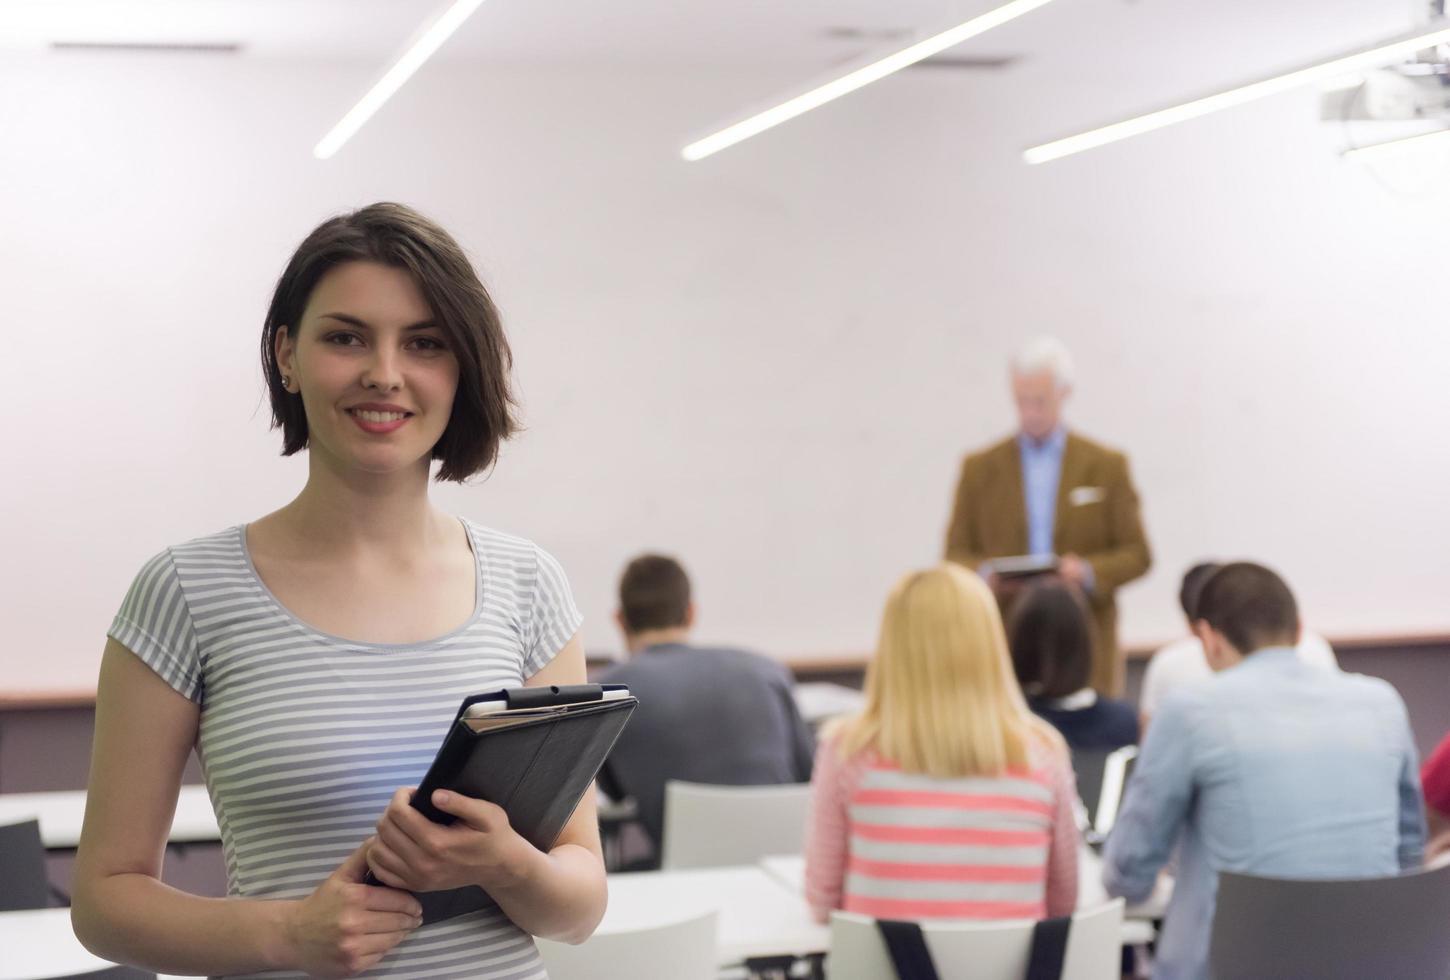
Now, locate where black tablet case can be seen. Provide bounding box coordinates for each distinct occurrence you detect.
[370,684,637,924]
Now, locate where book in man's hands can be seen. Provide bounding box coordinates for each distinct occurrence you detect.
[980,553,1060,580]
[365,683,637,924]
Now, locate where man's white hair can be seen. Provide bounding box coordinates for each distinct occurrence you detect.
[1011,337,1075,391]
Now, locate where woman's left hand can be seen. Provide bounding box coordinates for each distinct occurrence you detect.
[366,787,535,893]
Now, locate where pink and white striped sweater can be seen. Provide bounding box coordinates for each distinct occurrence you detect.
[804,736,1079,923]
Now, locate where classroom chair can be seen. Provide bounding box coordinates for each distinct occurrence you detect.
[827,899,1124,980]
[0,817,51,910]
[1209,863,1450,979]
[661,781,811,870]
[536,909,717,980]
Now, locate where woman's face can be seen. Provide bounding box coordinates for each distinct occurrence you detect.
[276,260,460,478]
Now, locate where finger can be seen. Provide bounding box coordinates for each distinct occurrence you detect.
[361,882,424,917]
[367,843,413,890]
[430,789,506,830]
[386,786,414,816]
[384,794,439,851]
[360,910,425,935]
[333,838,375,882]
[376,816,430,867]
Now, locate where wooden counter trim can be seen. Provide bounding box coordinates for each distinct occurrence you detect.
[0,690,101,711]
[7,633,1449,704]
[787,632,1450,671]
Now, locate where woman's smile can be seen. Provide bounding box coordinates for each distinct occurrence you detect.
[346,402,415,434]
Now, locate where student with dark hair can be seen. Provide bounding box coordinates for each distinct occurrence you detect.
[1139,560,1337,729]
[72,204,605,977]
[1007,580,1137,750]
[597,554,814,859]
[1104,562,1425,980]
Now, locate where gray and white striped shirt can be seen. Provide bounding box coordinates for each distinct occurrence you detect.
[108,520,582,979]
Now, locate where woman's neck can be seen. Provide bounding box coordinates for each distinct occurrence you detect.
[277,453,448,558]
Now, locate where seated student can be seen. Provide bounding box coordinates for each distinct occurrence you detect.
[597,554,814,858]
[1008,579,1138,751]
[1104,562,1425,980]
[805,564,1078,924]
[1423,731,1450,862]
[1139,560,1338,728]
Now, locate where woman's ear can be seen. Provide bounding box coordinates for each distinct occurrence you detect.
[275,326,297,389]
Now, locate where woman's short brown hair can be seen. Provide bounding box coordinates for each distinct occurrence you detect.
[1006,579,1095,699]
[260,202,518,482]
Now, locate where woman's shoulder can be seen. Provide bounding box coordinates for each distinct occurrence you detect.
[458,518,575,587]
[128,526,247,578]
[457,518,550,562]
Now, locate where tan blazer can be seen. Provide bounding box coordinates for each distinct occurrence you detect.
[944,432,1151,695]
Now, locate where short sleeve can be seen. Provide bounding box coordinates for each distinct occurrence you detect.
[107,549,204,703]
[521,543,583,677]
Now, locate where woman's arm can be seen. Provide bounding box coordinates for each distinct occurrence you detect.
[803,738,850,924]
[1043,748,1081,918]
[71,639,421,977]
[367,633,608,944]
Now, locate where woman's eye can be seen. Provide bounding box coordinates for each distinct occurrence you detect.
[325,332,362,346]
[410,336,448,352]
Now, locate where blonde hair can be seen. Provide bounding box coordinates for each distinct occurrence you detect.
[833,563,1061,778]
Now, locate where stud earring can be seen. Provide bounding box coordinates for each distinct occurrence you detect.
[282,375,293,391]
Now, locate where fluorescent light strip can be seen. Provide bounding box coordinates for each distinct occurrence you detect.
[1025,21,1450,165]
[682,0,1063,162]
[315,0,489,160]
[1344,126,1450,160]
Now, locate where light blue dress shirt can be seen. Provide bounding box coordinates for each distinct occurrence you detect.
[1104,647,1425,980]
[1017,426,1066,558]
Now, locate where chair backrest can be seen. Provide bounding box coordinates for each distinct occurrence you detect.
[661,780,812,870]
[536,909,717,980]
[1092,746,1136,838]
[827,899,1124,980]
[1068,748,1112,829]
[0,818,52,911]
[1209,863,1450,980]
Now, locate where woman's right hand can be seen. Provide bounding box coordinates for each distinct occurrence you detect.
[281,838,424,977]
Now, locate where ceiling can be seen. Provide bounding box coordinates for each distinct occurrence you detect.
[0,1,1422,108]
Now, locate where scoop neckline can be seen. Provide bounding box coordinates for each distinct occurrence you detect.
[235,518,486,650]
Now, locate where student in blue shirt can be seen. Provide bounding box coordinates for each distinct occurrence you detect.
[1103,562,1425,980]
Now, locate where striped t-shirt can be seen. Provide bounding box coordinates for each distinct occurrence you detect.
[804,736,1079,922]
[107,520,582,980]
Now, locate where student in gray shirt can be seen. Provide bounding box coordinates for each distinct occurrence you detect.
[598,554,815,859]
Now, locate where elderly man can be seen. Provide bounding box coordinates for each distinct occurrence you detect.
[944,337,1150,695]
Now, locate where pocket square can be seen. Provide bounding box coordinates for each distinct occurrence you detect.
[1069,486,1105,506]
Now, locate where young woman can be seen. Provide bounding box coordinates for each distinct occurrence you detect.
[804,563,1079,923]
[71,203,605,978]
[1008,580,1139,751]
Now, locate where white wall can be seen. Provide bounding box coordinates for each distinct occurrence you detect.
[3,51,1449,691]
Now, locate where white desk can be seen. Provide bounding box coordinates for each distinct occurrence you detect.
[792,682,865,725]
[760,852,1164,947]
[0,784,219,848]
[0,908,193,980]
[1077,847,1173,922]
[603,866,829,965]
[0,907,117,980]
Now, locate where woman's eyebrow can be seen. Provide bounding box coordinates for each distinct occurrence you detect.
[318,312,436,330]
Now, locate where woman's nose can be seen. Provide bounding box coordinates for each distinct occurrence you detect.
[361,349,402,391]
